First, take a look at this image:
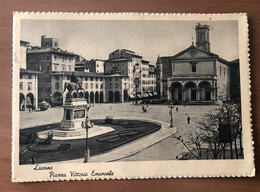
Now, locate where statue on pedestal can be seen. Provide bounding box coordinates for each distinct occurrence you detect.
[60,74,89,132]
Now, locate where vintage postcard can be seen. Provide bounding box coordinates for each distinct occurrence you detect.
[12,12,254,182]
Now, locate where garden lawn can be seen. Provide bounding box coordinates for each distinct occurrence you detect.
[19,119,161,164]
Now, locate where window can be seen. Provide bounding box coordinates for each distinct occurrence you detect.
[54,65,58,71]
[109,83,112,89]
[69,65,71,71]
[67,76,70,80]
[46,55,50,60]
[100,83,103,89]
[69,57,72,62]
[91,77,93,81]
[192,64,196,72]
[55,83,59,89]
[85,77,88,81]
[85,83,88,89]
[62,57,65,62]
[109,78,112,81]
[20,82,23,90]
[54,55,57,60]
[96,77,98,81]
[115,78,118,81]
[91,83,93,89]
[219,66,222,76]
[97,64,99,67]
[115,83,118,88]
[28,82,32,91]
[28,74,32,79]
[62,65,65,71]
[96,83,98,89]
[55,76,59,80]
[100,78,103,81]
[55,42,58,47]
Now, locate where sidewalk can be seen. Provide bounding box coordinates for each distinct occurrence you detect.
[52,117,177,164]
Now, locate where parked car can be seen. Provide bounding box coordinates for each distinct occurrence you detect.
[39,100,49,111]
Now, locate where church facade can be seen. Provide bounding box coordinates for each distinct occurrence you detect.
[156,24,233,104]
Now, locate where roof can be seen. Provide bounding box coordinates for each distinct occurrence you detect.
[110,49,143,58]
[106,73,129,78]
[160,45,231,65]
[106,58,129,62]
[142,59,150,64]
[20,68,43,74]
[20,40,30,46]
[27,47,77,56]
[50,71,128,78]
[51,71,106,77]
[230,59,239,64]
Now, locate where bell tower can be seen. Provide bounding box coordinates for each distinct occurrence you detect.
[195,23,210,52]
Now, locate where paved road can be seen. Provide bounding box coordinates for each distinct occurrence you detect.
[20,103,218,162]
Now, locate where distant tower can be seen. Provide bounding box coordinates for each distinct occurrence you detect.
[41,35,59,48]
[195,23,210,52]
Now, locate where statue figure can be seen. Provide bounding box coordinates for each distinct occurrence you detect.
[64,74,85,100]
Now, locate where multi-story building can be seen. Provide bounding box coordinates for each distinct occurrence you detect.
[50,71,106,105]
[104,49,157,100]
[105,74,129,103]
[19,68,42,111]
[157,23,235,104]
[20,40,31,69]
[26,36,77,105]
[75,58,104,73]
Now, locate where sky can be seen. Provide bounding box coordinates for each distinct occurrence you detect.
[21,20,239,64]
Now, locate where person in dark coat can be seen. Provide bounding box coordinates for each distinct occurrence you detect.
[187,116,191,124]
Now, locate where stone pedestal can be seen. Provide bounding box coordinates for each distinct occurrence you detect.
[60,98,89,131]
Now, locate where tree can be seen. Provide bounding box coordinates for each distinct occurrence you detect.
[173,99,243,160]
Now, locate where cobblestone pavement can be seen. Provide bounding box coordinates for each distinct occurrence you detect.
[20,103,218,161]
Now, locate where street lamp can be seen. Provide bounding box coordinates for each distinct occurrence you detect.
[168,102,174,127]
[83,115,91,163]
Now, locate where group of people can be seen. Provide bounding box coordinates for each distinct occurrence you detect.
[172,105,191,124]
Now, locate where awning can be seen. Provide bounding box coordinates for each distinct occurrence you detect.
[144,93,149,97]
[136,94,142,98]
[129,94,135,99]
[148,92,153,97]
[153,91,158,96]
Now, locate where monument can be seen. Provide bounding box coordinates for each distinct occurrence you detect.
[60,74,89,133]
[38,74,115,140]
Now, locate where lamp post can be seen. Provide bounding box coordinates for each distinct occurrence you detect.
[83,115,91,163]
[168,102,174,127]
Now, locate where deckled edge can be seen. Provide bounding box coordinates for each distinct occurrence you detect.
[11,12,254,183]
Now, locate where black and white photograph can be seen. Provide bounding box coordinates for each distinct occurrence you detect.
[12,13,254,182]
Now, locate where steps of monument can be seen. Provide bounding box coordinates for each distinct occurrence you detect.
[53,130,85,137]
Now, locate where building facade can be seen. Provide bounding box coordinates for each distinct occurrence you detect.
[157,24,234,104]
[104,49,157,100]
[50,71,106,106]
[105,74,129,103]
[26,36,76,105]
[75,58,104,73]
[19,68,42,111]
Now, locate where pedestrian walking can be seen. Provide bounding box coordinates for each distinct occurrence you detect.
[31,155,36,164]
[110,105,112,110]
[176,107,178,112]
[187,116,191,124]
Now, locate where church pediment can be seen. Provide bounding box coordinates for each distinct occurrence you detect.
[173,46,216,60]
